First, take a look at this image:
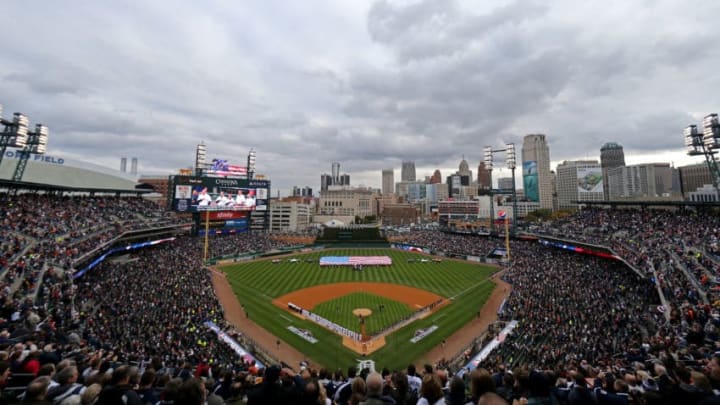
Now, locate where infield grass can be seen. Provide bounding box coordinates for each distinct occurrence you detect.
[221,248,497,370]
[312,292,414,336]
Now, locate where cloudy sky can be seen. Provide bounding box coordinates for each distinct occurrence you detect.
[1,0,719,195]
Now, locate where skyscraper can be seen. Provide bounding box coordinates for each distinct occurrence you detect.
[522,134,553,210]
[382,169,394,195]
[331,162,340,185]
[321,162,350,190]
[320,174,332,191]
[600,142,625,201]
[401,161,416,182]
[458,157,472,179]
[477,162,491,192]
[430,169,442,184]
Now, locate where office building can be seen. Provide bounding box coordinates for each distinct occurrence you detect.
[382,169,394,195]
[478,162,491,192]
[607,163,676,199]
[522,134,553,210]
[401,161,416,182]
[320,162,350,191]
[556,160,604,209]
[429,169,442,184]
[600,142,625,200]
[292,186,313,197]
[269,200,313,232]
[678,163,713,196]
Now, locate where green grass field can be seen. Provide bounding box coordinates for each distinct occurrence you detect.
[220,248,496,370]
[312,292,413,336]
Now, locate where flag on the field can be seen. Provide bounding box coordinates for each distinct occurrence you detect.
[319,256,392,266]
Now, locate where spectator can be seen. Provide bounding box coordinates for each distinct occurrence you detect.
[417,374,445,405]
[359,372,395,405]
[23,376,51,404]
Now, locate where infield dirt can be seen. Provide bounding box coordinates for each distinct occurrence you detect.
[273,282,444,310]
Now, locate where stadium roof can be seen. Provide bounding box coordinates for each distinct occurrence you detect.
[0,178,151,195]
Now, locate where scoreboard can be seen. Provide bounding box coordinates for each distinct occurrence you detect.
[169,175,271,234]
[169,175,270,213]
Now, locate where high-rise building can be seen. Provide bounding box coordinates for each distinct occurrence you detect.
[678,163,713,196]
[401,161,416,182]
[120,157,127,173]
[458,157,472,179]
[382,169,394,195]
[477,162,491,192]
[522,134,553,210]
[320,174,333,191]
[607,163,675,199]
[130,157,138,176]
[292,186,313,197]
[321,162,350,191]
[430,169,442,184]
[556,160,604,209]
[331,162,340,184]
[600,142,626,201]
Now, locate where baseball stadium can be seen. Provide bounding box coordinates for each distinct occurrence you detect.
[0,141,718,404]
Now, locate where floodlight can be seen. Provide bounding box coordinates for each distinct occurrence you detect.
[12,113,28,147]
[704,114,720,149]
[684,125,703,155]
[195,142,207,171]
[248,148,257,173]
[483,146,493,170]
[505,143,516,169]
[33,124,48,154]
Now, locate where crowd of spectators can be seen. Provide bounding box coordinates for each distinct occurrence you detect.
[5,191,720,404]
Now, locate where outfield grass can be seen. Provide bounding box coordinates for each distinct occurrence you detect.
[221,248,496,370]
[312,292,413,336]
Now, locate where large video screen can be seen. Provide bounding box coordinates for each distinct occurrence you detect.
[170,176,270,213]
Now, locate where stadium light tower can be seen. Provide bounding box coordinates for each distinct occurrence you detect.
[0,107,30,168]
[505,142,518,236]
[247,148,256,180]
[12,123,49,182]
[684,114,720,199]
[483,146,494,234]
[195,142,207,176]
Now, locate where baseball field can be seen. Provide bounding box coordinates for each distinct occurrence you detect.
[220,248,496,370]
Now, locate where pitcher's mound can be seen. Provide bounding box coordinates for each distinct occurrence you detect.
[352,308,372,317]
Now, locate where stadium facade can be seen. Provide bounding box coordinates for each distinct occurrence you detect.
[0,150,139,191]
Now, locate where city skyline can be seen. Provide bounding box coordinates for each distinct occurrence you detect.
[0,1,718,196]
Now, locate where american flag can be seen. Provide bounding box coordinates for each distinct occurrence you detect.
[208,159,248,176]
[319,256,392,266]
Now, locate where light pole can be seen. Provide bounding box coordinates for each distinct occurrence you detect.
[505,143,518,236]
[684,114,720,199]
[483,143,518,236]
[247,148,256,180]
[483,146,494,234]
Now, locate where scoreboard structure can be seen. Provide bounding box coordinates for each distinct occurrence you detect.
[168,175,271,235]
